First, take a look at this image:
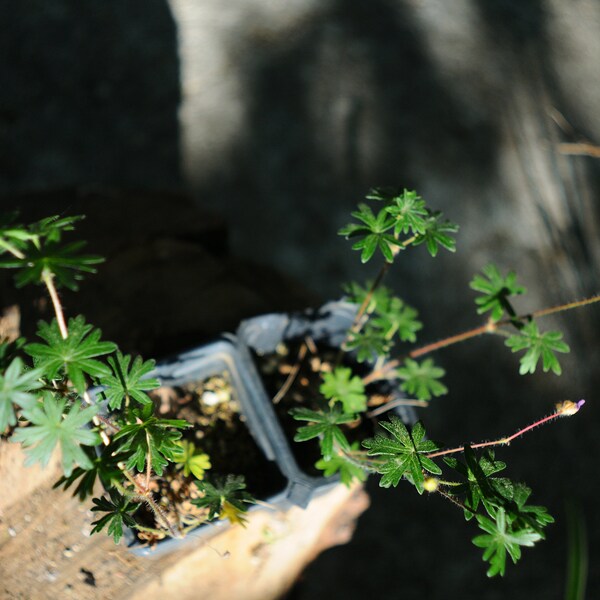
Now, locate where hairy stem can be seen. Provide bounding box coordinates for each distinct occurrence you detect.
[120,467,178,538]
[425,400,585,460]
[363,294,600,385]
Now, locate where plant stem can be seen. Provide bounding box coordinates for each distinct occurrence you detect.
[42,271,68,340]
[366,398,429,418]
[120,467,179,538]
[272,342,307,404]
[425,400,585,460]
[341,447,385,472]
[436,487,476,516]
[145,431,152,490]
[363,294,600,385]
[0,240,26,260]
[343,236,417,347]
[41,269,115,444]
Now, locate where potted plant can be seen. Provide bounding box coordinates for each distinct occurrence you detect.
[0,214,290,555]
[0,190,597,577]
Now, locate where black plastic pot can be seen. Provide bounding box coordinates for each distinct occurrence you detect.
[92,335,293,557]
[237,300,417,507]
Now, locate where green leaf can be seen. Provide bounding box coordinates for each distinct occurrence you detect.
[25,316,117,393]
[396,358,448,401]
[0,239,103,291]
[173,439,212,480]
[413,210,458,257]
[470,264,526,322]
[443,447,508,520]
[343,281,394,316]
[0,213,38,256]
[91,490,139,544]
[290,405,354,459]
[102,352,159,410]
[12,393,100,477]
[113,404,190,476]
[320,367,367,414]
[381,189,429,236]
[472,508,542,577]
[339,203,402,263]
[53,443,124,500]
[505,321,570,375]
[192,475,255,521]
[345,327,392,363]
[343,283,422,347]
[371,296,422,343]
[0,357,44,432]
[363,417,441,493]
[29,215,86,244]
[315,442,367,486]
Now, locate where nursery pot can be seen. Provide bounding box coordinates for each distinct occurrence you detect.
[93,335,292,557]
[236,300,418,508]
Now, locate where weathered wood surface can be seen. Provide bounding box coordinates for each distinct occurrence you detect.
[0,191,360,600]
[0,472,368,600]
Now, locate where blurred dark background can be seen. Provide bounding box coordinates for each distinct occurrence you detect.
[1,1,599,598]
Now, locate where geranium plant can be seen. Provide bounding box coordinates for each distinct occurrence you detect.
[0,193,597,575]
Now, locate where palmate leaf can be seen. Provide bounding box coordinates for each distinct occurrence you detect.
[470,264,526,322]
[29,214,85,243]
[413,210,458,257]
[0,357,44,432]
[343,282,422,346]
[396,358,448,401]
[505,321,570,375]
[315,442,367,486]
[192,475,255,521]
[0,212,38,256]
[473,508,543,577]
[291,405,354,459]
[371,296,422,343]
[91,490,139,544]
[12,393,100,477]
[345,327,392,363]
[444,447,509,520]
[53,443,124,501]
[320,367,367,414]
[102,352,159,410]
[363,417,441,493]
[113,403,190,476]
[0,239,103,291]
[25,316,117,393]
[382,189,429,236]
[173,439,212,480]
[343,281,394,316]
[339,203,402,263]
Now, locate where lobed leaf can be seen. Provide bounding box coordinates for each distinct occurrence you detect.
[12,393,100,477]
[505,321,569,375]
[396,358,448,401]
[470,264,526,322]
[320,367,367,414]
[0,357,44,432]
[25,316,117,393]
[102,351,159,410]
[91,490,139,544]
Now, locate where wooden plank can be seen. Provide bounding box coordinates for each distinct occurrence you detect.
[0,473,368,600]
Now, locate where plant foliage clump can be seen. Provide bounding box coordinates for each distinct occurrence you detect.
[0,189,592,578]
